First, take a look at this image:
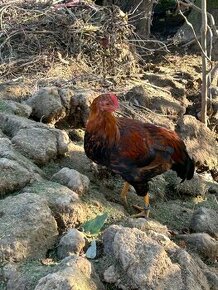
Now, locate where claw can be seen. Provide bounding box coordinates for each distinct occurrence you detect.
[121,195,128,208]
[120,185,150,218]
[131,205,150,218]
[131,209,150,218]
[132,204,143,211]
[132,194,150,218]
[120,182,130,208]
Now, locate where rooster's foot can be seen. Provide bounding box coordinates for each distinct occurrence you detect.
[120,182,130,208]
[131,204,150,218]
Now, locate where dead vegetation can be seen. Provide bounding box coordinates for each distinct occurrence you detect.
[0,1,140,81]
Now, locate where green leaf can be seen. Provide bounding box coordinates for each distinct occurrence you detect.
[81,213,108,234]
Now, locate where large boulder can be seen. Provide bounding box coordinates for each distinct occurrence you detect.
[0,138,42,174]
[11,128,69,165]
[57,229,86,259]
[177,115,218,171]
[124,85,150,107]
[190,207,218,238]
[22,180,86,229]
[51,167,90,195]
[25,87,97,127]
[103,226,183,290]
[148,171,207,202]
[0,158,33,196]
[121,85,183,131]
[0,99,32,117]
[0,111,69,165]
[3,256,104,290]
[34,256,105,290]
[26,87,66,124]
[170,248,212,289]
[3,262,49,290]
[175,173,207,196]
[0,113,46,137]
[173,3,218,61]
[67,89,97,127]
[0,192,58,262]
[102,225,212,290]
[177,233,218,260]
[0,138,43,196]
[203,268,218,290]
[125,84,185,116]
[127,218,169,236]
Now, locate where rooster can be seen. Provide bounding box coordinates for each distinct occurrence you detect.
[84,93,195,217]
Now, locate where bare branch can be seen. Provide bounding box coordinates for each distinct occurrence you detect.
[177,0,218,37]
[177,8,212,65]
[128,0,144,16]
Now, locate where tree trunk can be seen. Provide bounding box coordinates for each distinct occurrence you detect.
[200,0,208,125]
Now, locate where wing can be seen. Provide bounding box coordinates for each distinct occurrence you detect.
[109,118,186,183]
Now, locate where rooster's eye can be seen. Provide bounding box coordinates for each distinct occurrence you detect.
[102,101,110,106]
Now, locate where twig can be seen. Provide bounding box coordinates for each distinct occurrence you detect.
[128,38,170,53]
[57,51,69,65]
[128,11,144,21]
[0,1,23,6]
[128,0,144,16]
[177,0,218,38]
[0,5,11,30]
[0,30,22,49]
[181,36,200,47]
[177,9,212,65]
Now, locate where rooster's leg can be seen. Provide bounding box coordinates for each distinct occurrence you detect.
[120,182,130,206]
[132,193,150,218]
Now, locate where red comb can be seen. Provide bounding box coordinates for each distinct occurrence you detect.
[109,93,119,108]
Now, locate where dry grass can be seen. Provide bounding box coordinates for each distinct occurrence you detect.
[0,0,141,83]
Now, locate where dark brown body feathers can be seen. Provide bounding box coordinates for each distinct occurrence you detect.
[84,98,194,197]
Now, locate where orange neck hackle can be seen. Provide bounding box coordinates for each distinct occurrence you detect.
[86,105,120,147]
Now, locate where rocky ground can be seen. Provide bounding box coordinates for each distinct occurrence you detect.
[0,52,218,290]
[0,2,218,290]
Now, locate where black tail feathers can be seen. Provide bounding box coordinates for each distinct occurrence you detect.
[172,152,195,182]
